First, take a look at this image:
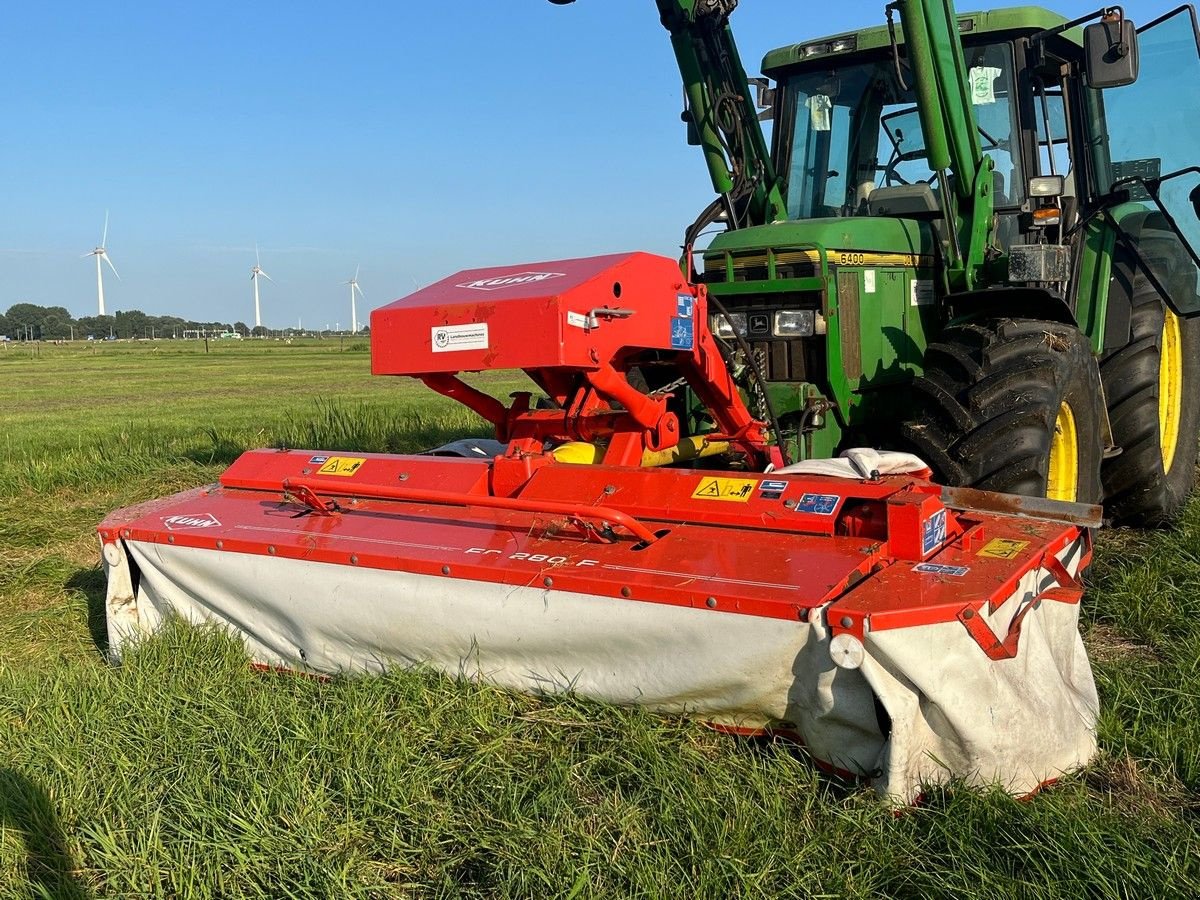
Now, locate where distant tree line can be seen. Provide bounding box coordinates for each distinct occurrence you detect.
[0,303,262,340]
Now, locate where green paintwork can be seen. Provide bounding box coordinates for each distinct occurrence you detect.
[1074,220,1117,354]
[703,216,941,446]
[704,217,938,258]
[762,7,1076,74]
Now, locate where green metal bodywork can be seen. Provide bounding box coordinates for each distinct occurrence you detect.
[703,218,940,444]
[762,7,1077,72]
[651,0,1198,460]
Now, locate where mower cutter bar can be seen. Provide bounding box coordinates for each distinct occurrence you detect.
[99,446,1100,803]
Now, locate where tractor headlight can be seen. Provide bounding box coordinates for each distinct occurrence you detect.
[772,309,816,337]
[710,312,747,339]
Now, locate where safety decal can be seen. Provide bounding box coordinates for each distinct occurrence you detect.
[162,513,221,530]
[691,476,756,502]
[977,538,1030,560]
[795,493,840,515]
[676,294,694,318]
[316,457,366,477]
[670,316,694,350]
[913,562,970,577]
[922,509,947,556]
[759,479,787,500]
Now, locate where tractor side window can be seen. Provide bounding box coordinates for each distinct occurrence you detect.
[1094,8,1200,313]
[1033,87,1070,180]
[963,43,1023,208]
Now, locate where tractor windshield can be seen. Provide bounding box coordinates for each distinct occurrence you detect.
[781,43,1022,220]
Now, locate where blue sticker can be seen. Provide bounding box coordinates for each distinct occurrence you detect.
[309,455,329,464]
[921,509,947,556]
[676,294,694,318]
[796,493,840,515]
[670,316,694,350]
[913,562,970,577]
[760,480,788,493]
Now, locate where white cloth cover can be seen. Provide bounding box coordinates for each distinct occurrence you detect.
[774,447,930,480]
[103,535,1097,803]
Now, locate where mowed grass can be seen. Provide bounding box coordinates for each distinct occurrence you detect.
[1,339,1199,898]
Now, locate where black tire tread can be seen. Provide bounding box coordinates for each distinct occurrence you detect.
[901,318,1104,502]
[1099,266,1200,525]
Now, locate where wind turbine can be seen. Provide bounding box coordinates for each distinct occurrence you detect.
[249,244,273,330]
[83,212,119,316]
[344,266,364,333]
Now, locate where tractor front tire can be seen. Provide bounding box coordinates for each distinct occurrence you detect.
[1099,275,1200,525]
[901,318,1104,503]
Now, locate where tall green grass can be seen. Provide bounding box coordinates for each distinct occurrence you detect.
[2,622,1197,899]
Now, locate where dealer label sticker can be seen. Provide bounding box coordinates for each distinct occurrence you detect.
[692,477,756,502]
[795,493,840,515]
[913,562,970,577]
[431,322,489,353]
[977,538,1030,560]
[316,457,366,477]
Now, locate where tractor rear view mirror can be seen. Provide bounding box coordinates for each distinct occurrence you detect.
[1084,18,1140,87]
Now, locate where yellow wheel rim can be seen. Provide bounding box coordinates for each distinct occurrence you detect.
[1046,401,1079,502]
[1159,306,1184,474]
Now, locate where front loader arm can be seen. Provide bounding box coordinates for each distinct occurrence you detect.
[658,0,788,228]
[895,0,995,288]
[550,0,787,229]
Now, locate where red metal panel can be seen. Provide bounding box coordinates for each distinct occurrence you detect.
[370,252,690,375]
[99,448,1090,638]
[219,449,492,495]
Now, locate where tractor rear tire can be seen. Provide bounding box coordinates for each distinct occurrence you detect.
[900,318,1104,503]
[1099,273,1200,525]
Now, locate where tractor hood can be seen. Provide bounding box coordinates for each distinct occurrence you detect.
[702,216,940,279]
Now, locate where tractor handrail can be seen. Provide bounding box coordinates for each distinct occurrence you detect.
[281,477,662,545]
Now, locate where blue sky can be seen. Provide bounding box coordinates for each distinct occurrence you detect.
[0,0,1146,329]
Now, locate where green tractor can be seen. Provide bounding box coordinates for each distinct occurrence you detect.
[555,0,1200,523]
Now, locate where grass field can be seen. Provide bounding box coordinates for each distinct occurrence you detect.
[1,338,1198,898]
